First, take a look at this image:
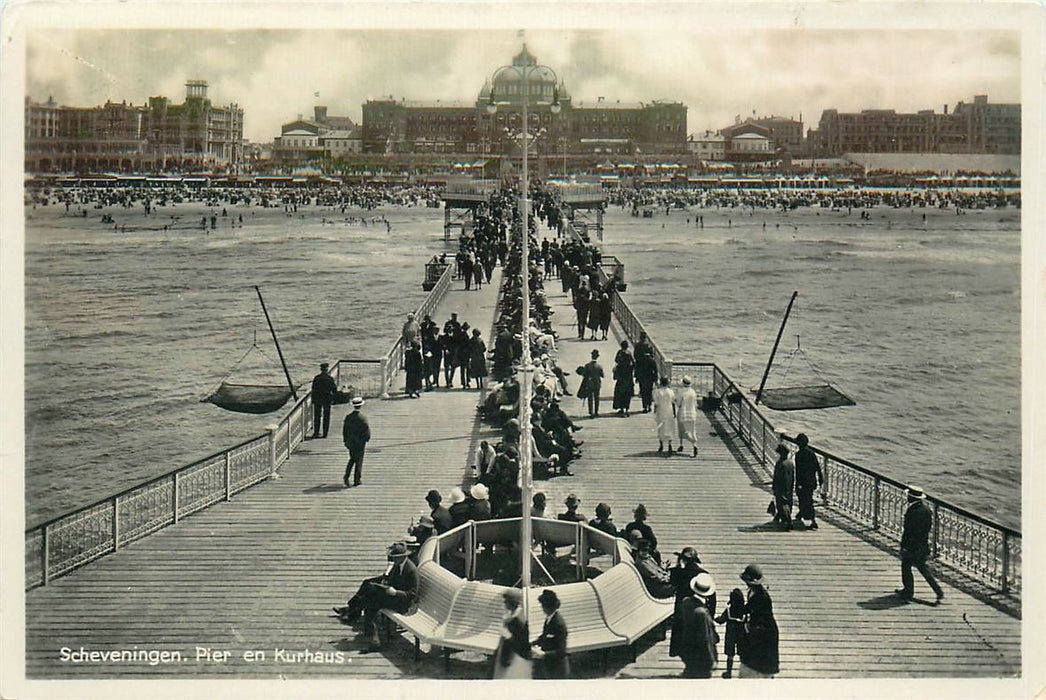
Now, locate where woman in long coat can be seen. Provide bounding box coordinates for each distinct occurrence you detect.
[492,589,532,679]
[612,340,635,416]
[586,286,602,340]
[738,564,780,678]
[469,329,488,389]
[404,341,424,398]
[597,292,613,340]
[772,444,795,529]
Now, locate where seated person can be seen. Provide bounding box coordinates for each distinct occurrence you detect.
[406,514,436,557]
[448,487,471,527]
[623,504,661,564]
[588,503,618,537]
[426,489,453,534]
[630,536,674,599]
[468,483,492,521]
[333,542,419,650]
[557,493,586,523]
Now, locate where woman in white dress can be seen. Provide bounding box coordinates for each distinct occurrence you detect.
[492,588,533,679]
[652,376,676,454]
[675,375,700,457]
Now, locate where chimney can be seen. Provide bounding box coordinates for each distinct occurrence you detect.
[944,104,948,115]
[314,105,328,123]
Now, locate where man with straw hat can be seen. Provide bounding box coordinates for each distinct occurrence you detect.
[895,486,944,605]
[342,396,370,488]
[672,572,718,678]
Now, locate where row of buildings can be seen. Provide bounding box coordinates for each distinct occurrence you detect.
[24,81,244,173]
[23,46,1020,174]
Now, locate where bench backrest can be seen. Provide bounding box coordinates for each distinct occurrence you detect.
[590,562,671,638]
[415,561,464,621]
[527,583,622,648]
[441,581,508,648]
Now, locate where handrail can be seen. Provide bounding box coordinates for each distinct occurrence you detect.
[601,273,1021,597]
[377,259,457,397]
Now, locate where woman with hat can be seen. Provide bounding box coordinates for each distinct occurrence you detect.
[492,589,532,679]
[772,444,796,530]
[738,563,779,678]
[652,376,677,454]
[404,340,424,398]
[468,483,492,521]
[675,375,700,457]
[671,573,719,678]
[532,589,570,679]
[612,340,635,417]
[468,328,488,389]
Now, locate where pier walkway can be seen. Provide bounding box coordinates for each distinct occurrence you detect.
[25,255,1020,680]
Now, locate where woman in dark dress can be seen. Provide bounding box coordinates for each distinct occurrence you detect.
[586,286,602,340]
[738,563,780,678]
[404,341,424,398]
[612,340,635,417]
[532,589,569,679]
[492,589,532,679]
[597,292,613,340]
[469,328,488,389]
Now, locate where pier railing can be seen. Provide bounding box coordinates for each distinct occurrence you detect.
[26,258,463,590]
[25,387,318,590]
[378,259,457,397]
[610,298,1021,598]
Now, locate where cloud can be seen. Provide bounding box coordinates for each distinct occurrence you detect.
[26,28,1020,142]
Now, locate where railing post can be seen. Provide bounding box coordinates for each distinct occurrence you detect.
[1001,531,1011,593]
[113,496,120,552]
[173,472,181,523]
[42,524,50,586]
[872,477,880,530]
[380,356,391,399]
[931,501,940,559]
[224,452,232,501]
[267,425,278,480]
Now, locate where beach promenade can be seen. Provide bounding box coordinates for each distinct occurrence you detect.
[24,253,1020,680]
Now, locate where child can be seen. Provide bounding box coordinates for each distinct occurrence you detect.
[715,587,746,678]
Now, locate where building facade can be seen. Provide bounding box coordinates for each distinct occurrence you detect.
[271,105,360,164]
[25,81,244,172]
[361,46,688,157]
[808,95,1020,157]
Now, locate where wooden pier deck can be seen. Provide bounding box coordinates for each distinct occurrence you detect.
[24,260,1021,682]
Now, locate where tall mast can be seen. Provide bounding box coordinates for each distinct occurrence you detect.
[255,285,298,401]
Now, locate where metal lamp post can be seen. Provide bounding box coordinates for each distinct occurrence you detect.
[486,56,560,614]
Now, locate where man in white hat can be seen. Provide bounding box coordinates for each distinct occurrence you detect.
[468,483,492,521]
[342,396,370,488]
[674,375,700,457]
[895,486,944,604]
[672,572,718,678]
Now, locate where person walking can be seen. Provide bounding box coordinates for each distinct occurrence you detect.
[672,573,719,678]
[653,376,676,454]
[612,340,635,417]
[342,397,370,488]
[469,328,488,389]
[574,280,591,340]
[532,589,570,679]
[895,486,945,605]
[310,362,338,438]
[794,433,824,529]
[577,349,604,418]
[772,444,795,530]
[634,332,658,413]
[401,312,420,348]
[404,341,424,398]
[675,375,699,456]
[738,564,779,678]
[715,588,746,678]
[492,589,532,679]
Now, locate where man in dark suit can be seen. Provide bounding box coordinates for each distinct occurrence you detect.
[426,490,453,534]
[578,349,604,418]
[793,433,824,530]
[895,486,944,604]
[342,397,370,487]
[310,363,337,438]
[532,589,569,679]
[334,542,419,651]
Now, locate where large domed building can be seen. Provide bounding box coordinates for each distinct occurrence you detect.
[361,46,686,158]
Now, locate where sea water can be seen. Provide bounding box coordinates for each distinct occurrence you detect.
[23,200,1021,530]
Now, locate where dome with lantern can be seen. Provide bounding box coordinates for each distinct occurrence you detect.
[479,45,570,108]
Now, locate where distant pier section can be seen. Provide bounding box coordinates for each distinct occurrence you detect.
[441,179,498,242]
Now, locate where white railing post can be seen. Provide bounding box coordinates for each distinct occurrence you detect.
[112,496,120,552]
[42,524,50,586]
[380,356,391,399]
[224,452,232,501]
[267,425,278,480]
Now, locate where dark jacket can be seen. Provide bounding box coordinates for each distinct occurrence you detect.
[672,596,718,672]
[795,446,822,492]
[901,499,933,560]
[534,609,570,679]
[311,371,338,405]
[448,501,471,527]
[342,410,371,451]
[430,505,453,534]
[740,585,779,675]
[384,558,419,611]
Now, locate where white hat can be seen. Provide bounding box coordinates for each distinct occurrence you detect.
[449,487,466,504]
[690,572,716,599]
[351,396,365,408]
[470,483,489,501]
[682,375,692,385]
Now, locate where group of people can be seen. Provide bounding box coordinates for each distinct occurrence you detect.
[400,311,489,396]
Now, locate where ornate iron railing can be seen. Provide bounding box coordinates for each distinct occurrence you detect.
[602,289,1020,597]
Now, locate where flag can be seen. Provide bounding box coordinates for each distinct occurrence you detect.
[314,91,320,98]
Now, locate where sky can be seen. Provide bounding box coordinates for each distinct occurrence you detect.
[26,28,1021,143]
